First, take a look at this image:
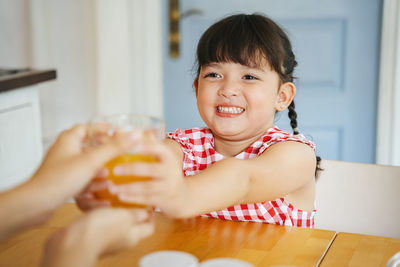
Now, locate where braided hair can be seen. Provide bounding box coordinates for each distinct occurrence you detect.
[275,20,323,176]
[195,13,322,176]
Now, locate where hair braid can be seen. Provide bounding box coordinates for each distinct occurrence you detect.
[287,100,322,177]
[315,156,322,178]
[288,101,299,135]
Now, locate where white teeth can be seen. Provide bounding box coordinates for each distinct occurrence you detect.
[217,106,244,114]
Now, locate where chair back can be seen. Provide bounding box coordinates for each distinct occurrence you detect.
[314,160,400,238]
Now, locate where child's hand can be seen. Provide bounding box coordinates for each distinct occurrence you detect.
[111,142,186,217]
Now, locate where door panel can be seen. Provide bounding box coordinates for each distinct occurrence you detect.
[162,0,381,163]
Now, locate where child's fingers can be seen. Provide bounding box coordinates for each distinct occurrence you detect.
[115,181,164,206]
[117,181,163,195]
[113,162,163,178]
[133,142,173,164]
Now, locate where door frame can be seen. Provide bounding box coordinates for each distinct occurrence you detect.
[376,0,400,166]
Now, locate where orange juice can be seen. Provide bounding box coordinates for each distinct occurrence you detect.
[94,154,157,208]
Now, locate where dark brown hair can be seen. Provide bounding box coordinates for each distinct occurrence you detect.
[195,13,322,176]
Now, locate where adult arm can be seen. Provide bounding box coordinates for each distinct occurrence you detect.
[0,124,137,241]
[41,208,154,267]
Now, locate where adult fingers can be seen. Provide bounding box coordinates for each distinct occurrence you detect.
[126,208,153,223]
[89,208,151,224]
[94,168,109,178]
[42,124,87,163]
[77,179,111,194]
[125,221,154,246]
[57,124,87,147]
[96,209,154,254]
[103,222,154,255]
[75,179,112,211]
[75,195,111,211]
[81,131,140,171]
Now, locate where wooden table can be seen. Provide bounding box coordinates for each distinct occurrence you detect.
[0,203,336,267]
[320,232,400,267]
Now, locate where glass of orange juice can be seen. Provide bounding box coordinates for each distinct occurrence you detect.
[88,114,165,208]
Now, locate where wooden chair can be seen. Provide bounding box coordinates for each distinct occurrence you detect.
[314,159,400,238]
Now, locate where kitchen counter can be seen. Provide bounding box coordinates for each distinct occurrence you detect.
[0,68,56,92]
[0,68,56,190]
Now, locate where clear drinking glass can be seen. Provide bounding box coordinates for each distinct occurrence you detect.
[89,114,165,208]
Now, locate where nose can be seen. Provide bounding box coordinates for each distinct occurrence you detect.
[218,78,240,98]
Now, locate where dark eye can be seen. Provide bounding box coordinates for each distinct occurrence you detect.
[204,72,220,78]
[243,74,258,80]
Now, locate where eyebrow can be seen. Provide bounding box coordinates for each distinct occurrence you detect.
[202,63,221,69]
[202,62,268,73]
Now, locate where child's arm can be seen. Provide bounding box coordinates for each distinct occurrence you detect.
[114,138,316,218]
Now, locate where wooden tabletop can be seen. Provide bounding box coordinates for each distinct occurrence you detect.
[0,203,336,267]
[320,232,400,267]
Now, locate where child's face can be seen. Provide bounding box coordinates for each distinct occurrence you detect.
[195,61,287,141]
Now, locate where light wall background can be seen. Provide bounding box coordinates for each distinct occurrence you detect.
[0,0,399,166]
[0,0,163,149]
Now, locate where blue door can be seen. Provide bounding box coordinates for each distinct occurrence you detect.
[162,0,382,163]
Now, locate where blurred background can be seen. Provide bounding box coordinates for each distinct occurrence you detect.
[1,0,399,190]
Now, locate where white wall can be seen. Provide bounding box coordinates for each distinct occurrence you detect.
[0,0,31,67]
[94,0,163,117]
[1,0,97,148]
[30,0,97,148]
[0,0,163,149]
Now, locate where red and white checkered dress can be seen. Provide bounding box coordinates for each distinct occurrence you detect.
[166,127,317,228]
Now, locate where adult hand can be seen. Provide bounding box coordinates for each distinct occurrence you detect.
[42,208,154,267]
[30,124,137,206]
[74,177,113,211]
[0,123,138,241]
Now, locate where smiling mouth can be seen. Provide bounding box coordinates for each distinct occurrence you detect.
[216,106,245,114]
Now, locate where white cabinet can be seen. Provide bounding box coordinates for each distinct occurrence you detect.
[0,86,43,191]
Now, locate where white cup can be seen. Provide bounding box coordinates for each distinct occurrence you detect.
[199,258,255,267]
[387,252,400,267]
[139,250,199,267]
